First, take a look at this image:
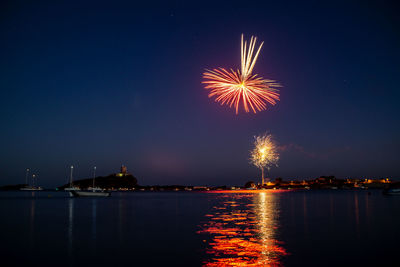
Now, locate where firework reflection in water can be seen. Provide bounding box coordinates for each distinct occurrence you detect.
[198,192,287,266]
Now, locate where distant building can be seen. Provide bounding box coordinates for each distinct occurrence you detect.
[121,165,127,174]
[315,176,335,184]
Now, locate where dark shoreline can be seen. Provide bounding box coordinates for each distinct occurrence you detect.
[1,176,398,192]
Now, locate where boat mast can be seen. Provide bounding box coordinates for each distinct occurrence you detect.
[93,166,96,189]
[70,166,74,187]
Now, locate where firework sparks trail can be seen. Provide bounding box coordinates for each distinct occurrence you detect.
[203,34,281,114]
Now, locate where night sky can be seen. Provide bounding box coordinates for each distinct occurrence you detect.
[1,0,399,187]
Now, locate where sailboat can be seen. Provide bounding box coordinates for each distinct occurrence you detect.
[20,169,43,191]
[70,166,111,197]
[64,166,80,192]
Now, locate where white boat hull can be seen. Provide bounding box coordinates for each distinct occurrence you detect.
[64,187,80,191]
[70,191,111,197]
[20,187,43,191]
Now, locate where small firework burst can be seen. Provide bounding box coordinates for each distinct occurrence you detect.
[250,133,279,184]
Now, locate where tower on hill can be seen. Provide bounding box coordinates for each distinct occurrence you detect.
[117,165,128,177]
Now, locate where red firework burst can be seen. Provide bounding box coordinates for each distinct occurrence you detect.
[202,34,281,114]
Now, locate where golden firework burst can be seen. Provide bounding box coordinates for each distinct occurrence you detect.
[250,133,279,185]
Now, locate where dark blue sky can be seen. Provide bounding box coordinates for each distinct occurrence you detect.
[1,0,399,187]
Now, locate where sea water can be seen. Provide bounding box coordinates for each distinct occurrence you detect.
[0,190,398,266]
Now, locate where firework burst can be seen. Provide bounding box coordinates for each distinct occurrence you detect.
[250,133,279,185]
[203,34,281,114]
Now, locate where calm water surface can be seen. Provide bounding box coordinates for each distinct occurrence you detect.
[0,190,399,266]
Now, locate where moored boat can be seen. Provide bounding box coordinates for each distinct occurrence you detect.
[20,186,43,191]
[383,182,400,195]
[383,188,400,195]
[20,170,43,191]
[64,165,80,192]
[70,166,111,197]
[65,187,80,191]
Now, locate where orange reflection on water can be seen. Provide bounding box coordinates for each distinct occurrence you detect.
[198,192,287,266]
